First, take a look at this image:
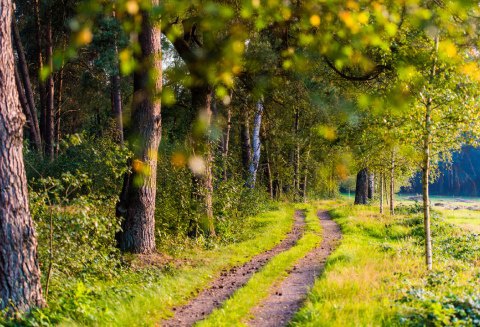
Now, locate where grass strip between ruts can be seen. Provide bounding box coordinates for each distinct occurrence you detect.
[197,203,323,327]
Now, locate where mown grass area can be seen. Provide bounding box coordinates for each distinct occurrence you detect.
[198,199,343,326]
[4,204,295,327]
[291,204,480,327]
[438,208,480,233]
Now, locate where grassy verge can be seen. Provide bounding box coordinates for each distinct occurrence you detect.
[291,204,480,326]
[6,204,295,326]
[197,201,332,326]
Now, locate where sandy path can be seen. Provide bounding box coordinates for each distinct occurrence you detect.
[247,210,341,327]
[161,210,306,327]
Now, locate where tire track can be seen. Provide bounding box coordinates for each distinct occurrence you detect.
[161,210,306,327]
[247,210,341,327]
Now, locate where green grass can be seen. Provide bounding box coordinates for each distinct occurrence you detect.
[197,201,334,326]
[24,204,296,326]
[291,204,480,327]
[436,208,480,233]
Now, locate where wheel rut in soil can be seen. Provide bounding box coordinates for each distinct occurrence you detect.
[247,210,342,327]
[161,210,306,327]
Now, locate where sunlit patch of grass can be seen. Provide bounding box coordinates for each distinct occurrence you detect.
[197,203,324,326]
[437,208,480,233]
[291,204,480,327]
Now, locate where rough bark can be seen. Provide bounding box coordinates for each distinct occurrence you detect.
[368,172,375,199]
[247,100,264,188]
[12,16,41,150]
[116,0,162,253]
[0,1,45,312]
[354,168,368,205]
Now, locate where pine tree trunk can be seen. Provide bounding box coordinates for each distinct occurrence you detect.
[0,1,45,312]
[390,151,395,215]
[247,100,264,188]
[14,68,39,147]
[12,16,42,151]
[354,168,368,204]
[44,15,54,160]
[116,0,162,253]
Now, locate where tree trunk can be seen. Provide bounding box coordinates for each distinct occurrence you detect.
[262,125,273,199]
[221,104,231,181]
[12,16,42,151]
[0,1,45,312]
[55,65,64,156]
[301,145,311,203]
[354,168,368,204]
[390,151,395,215]
[33,0,46,147]
[116,0,162,253]
[380,173,384,214]
[15,67,40,148]
[190,87,215,237]
[247,100,264,188]
[240,108,252,178]
[422,35,439,271]
[368,172,375,200]
[44,15,54,160]
[293,107,300,199]
[111,11,124,146]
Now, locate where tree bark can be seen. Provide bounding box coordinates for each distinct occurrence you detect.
[380,173,384,214]
[293,107,300,199]
[390,151,395,215]
[240,108,252,178]
[262,125,273,199]
[422,34,438,271]
[15,67,40,148]
[247,100,264,188]
[0,1,45,312]
[354,168,368,204]
[221,104,231,181]
[12,16,41,151]
[116,0,162,253]
[55,65,64,156]
[33,0,46,147]
[44,15,54,160]
[111,10,124,146]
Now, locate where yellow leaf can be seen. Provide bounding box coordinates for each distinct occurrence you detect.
[310,14,321,27]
